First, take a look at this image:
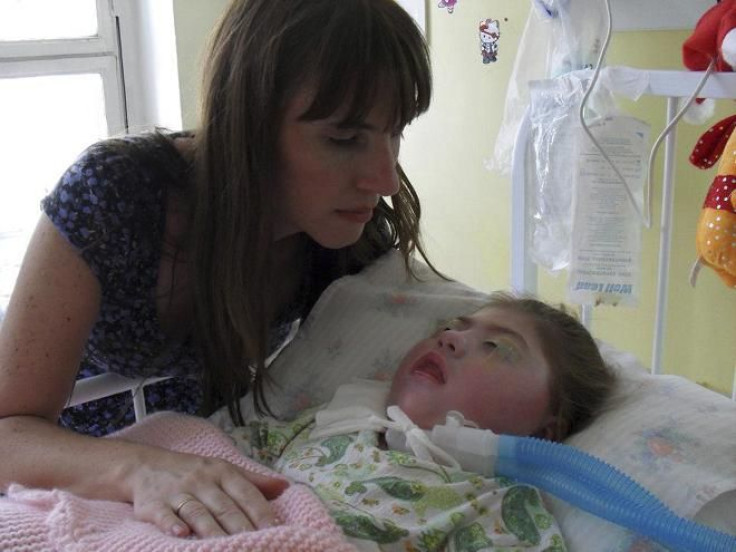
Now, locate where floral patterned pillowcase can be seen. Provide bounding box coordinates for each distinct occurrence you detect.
[257,250,736,548]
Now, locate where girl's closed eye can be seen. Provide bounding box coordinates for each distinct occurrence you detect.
[485,339,519,363]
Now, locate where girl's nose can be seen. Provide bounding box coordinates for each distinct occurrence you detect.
[438,329,466,357]
[356,137,401,196]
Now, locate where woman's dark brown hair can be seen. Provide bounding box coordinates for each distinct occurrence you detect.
[192,0,435,422]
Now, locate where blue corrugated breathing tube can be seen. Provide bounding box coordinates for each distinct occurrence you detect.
[426,423,736,552]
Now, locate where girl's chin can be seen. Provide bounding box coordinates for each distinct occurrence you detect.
[391,401,441,430]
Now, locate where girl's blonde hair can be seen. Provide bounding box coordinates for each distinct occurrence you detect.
[482,292,617,441]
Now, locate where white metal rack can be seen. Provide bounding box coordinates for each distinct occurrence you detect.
[510,69,736,398]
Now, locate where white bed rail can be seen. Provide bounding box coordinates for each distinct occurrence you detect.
[511,68,736,394]
[67,320,300,420]
[68,374,171,421]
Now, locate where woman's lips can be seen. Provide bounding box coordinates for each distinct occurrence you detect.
[410,351,446,384]
[335,208,374,224]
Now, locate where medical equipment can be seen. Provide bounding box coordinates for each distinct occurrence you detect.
[309,379,736,552]
[389,412,736,552]
[512,68,736,373]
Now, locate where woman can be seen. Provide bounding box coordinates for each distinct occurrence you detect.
[0,0,435,539]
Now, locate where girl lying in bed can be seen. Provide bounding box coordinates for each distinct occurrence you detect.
[209,292,616,550]
[0,293,615,551]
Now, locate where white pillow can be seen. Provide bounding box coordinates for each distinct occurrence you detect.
[254,250,489,419]
[552,341,736,550]
[248,250,736,549]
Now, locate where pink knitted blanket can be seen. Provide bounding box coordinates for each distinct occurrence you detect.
[0,412,358,551]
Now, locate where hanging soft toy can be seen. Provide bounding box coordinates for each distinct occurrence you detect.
[684,0,736,289]
[683,0,736,72]
[689,116,736,289]
[682,0,736,123]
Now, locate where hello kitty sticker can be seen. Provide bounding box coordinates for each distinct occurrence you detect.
[479,18,500,64]
[438,0,458,14]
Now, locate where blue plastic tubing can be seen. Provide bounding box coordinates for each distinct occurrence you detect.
[495,435,736,552]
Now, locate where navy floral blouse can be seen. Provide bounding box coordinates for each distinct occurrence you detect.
[42,133,204,436]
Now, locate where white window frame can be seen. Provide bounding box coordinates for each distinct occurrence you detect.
[0,0,182,136]
[0,55,126,135]
[0,0,127,136]
[0,0,183,417]
[0,0,118,58]
[112,0,182,132]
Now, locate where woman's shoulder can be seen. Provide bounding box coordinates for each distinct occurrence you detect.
[45,131,190,210]
[41,131,191,282]
[81,130,191,183]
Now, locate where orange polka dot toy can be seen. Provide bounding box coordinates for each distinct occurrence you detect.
[689,114,736,289]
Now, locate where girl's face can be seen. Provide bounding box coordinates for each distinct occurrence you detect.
[274,87,402,248]
[387,306,556,437]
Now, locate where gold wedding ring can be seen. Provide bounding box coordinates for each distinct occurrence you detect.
[173,495,197,517]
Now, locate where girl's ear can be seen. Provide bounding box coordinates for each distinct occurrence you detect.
[533,415,564,442]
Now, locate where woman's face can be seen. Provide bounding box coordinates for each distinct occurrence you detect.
[387,306,556,437]
[274,87,402,248]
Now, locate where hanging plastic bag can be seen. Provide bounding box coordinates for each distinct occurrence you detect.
[526,69,619,271]
[488,0,607,176]
[567,114,649,306]
[526,76,586,271]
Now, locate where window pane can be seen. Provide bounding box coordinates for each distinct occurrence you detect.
[0,0,98,41]
[0,73,108,312]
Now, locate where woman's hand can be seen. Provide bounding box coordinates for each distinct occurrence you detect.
[130,450,289,538]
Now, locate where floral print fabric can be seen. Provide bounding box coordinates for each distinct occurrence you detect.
[226,409,567,551]
[41,134,203,435]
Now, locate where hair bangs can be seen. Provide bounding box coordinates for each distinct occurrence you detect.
[298,0,431,131]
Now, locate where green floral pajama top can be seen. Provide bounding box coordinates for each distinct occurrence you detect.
[225,408,567,552]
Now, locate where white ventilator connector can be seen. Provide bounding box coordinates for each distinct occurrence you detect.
[429,413,500,477]
[313,380,498,473]
[385,410,500,477]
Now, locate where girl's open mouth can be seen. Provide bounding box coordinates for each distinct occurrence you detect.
[411,351,446,384]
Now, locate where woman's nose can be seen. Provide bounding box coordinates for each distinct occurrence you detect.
[438,329,466,357]
[356,137,400,197]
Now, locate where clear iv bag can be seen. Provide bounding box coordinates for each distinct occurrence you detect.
[488,0,607,176]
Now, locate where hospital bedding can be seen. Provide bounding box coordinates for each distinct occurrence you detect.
[1,249,735,551]
[245,250,736,551]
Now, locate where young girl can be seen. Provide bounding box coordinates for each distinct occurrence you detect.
[217,293,616,550]
[0,0,436,539]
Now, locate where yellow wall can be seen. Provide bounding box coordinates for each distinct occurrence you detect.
[172,0,229,128]
[173,1,735,394]
[401,2,735,394]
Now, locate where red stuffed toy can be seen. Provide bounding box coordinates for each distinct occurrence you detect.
[685,1,736,289]
[683,0,736,72]
[682,0,736,123]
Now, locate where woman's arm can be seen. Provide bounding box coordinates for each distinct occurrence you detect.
[0,216,287,537]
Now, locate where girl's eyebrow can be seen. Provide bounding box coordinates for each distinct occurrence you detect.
[460,315,530,352]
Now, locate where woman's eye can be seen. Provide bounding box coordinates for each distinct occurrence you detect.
[329,135,359,146]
